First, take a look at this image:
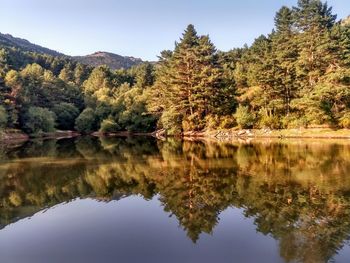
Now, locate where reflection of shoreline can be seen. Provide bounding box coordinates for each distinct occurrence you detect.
[184,135,350,146]
[0,129,156,144]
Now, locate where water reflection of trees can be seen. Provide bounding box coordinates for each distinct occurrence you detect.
[1,137,350,262]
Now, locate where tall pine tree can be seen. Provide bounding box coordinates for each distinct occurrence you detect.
[152,25,223,134]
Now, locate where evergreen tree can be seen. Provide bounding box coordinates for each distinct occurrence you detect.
[153,25,224,134]
[272,6,299,116]
[293,0,336,31]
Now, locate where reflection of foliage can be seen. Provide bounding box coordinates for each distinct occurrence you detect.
[156,167,238,242]
[1,138,350,262]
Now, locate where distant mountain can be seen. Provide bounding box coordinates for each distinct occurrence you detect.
[0,32,64,57]
[73,51,143,70]
[0,32,143,70]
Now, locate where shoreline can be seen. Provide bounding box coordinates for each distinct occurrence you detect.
[209,128,350,140]
[180,128,350,140]
[1,128,350,144]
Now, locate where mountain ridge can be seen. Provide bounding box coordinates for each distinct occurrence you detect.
[0,32,65,57]
[0,32,143,69]
[73,51,142,70]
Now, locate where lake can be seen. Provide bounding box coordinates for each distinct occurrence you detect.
[0,136,350,263]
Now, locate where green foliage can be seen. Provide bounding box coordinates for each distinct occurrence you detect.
[152,24,228,132]
[99,118,121,133]
[293,0,336,31]
[75,108,97,133]
[160,108,183,136]
[52,103,80,130]
[0,47,86,133]
[258,109,281,129]
[230,0,350,129]
[5,63,83,121]
[0,105,8,129]
[132,62,155,87]
[58,66,73,82]
[281,114,308,128]
[82,66,113,101]
[234,106,255,129]
[23,107,56,134]
[205,114,237,130]
[112,86,157,132]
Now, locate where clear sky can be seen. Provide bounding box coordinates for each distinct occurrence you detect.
[0,0,348,60]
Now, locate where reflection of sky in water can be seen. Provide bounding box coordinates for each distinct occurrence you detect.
[0,197,284,263]
[335,245,350,263]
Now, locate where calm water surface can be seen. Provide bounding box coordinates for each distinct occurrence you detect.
[0,136,350,263]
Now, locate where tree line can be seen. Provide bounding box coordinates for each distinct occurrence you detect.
[0,0,350,135]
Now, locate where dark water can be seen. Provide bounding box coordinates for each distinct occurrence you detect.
[0,136,350,263]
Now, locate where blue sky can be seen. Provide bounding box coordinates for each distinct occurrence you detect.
[0,0,348,60]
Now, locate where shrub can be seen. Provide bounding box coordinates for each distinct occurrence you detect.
[218,115,237,129]
[281,114,308,128]
[100,118,121,133]
[117,109,157,132]
[95,103,112,123]
[160,108,183,135]
[234,105,255,129]
[23,107,56,134]
[339,112,350,128]
[52,103,80,130]
[182,113,204,132]
[205,114,236,130]
[205,115,220,130]
[75,108,97,133]
[0,105,8,129]
[258,110,281,129]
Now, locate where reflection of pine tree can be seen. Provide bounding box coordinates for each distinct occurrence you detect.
[155,150,239,242]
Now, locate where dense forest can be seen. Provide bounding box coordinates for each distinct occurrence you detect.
[0,0,350,136]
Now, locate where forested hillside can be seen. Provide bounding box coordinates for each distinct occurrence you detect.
[0,33,142,70]
[0,0,349,136]
[0,32,64,57]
